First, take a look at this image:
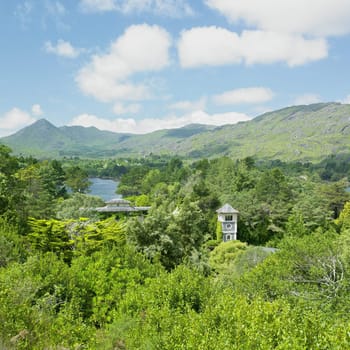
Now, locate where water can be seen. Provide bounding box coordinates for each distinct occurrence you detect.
[89,177,121,201]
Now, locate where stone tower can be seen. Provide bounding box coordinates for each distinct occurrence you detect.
[216,204,239,242]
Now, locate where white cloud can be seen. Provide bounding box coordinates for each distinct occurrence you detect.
[239,30,327,66]
[178,27,327,68]
[76,24,171,102]
[31,104,44,116]
[69,110,251,134]
[178,27,241,67]
[169,97,207,112]
[45,40,82,58]
[80,0,194,17]
[293,93,322,105]
[205,0,350,37]
[213,87,274,105]
[0,108,36,137]
[113,103,141,115]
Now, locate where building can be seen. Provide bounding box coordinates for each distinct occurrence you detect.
[95,198,150,214]
[216,203,239,242]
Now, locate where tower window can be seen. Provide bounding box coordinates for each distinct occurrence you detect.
[225,215,233,221]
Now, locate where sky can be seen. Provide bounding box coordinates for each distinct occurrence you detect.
[1,0,350,137]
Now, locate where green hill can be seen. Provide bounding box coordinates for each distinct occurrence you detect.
[1,103,350,161]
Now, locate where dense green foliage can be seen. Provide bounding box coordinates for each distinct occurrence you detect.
[1,145,350,348]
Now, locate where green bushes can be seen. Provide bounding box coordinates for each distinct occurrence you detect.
[2,152,350,348]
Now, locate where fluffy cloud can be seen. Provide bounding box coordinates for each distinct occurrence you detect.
[178,27,241,67]
[205,0,350,37]
[69,110,251,134]
[80,0,193,17]
[239,30,327,66]
[45,40,82,58]
[293,94,322,105]
[31,104,44,116]
[178,27,328,67]
[213,87,274,105]
[0,108,36,137]
[76,24,171,102]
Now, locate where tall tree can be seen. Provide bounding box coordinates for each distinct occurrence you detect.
[65,166,91,193]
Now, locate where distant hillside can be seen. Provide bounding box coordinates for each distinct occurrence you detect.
[0,119,215,158]
[182,102,350,161]
[1,103,350,161]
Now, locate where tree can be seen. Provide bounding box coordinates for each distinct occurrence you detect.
[27,218,74,263]
[55,193,104,220]
[238,230,346,307]
[0,145,19,176]
[291,180,332,230]
[141,169,162,194]
[40,160,67,198]
[209,240,247,273]
[336,201,350,232]
[0,218,27,267]
[256,168,292,203]
[285,210,308,237]
[169,198,208,260]
[128,198,207,269]
[64,166,90,193]
[117,165,150,196]
[0,145,21,220]
[232,157,257,192]
[16,164,55,219]
[320,178,350,218]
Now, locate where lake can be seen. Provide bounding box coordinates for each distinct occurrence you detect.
[89,177,121,201]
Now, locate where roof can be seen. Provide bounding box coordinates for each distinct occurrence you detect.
[105,198,131,206]
[216,203,239,214]
[95,205,151,213]
[96,198,151,213]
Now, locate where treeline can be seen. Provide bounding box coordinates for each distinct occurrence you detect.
[2,145,350,348]
[118,156,349,246]
[0,145,102,224]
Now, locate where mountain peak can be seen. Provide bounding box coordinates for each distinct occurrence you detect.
[30,118,56,128]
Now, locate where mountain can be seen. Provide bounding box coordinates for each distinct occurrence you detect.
[0,119,216,158]
[1,119,131,158]
[1,103,350,161]
[183,102,350,161]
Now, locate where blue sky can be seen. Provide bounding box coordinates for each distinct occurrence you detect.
[1,0,350,136]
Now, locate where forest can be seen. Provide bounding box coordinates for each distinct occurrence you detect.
[1,143,350,349]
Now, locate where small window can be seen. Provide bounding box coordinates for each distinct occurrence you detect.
[225,215,233,221]
[226,234,231,241]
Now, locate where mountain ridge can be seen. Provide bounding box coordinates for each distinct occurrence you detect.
[1,103,350,161]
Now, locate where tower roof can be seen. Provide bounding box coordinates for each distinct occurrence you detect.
[216,203,239,214]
